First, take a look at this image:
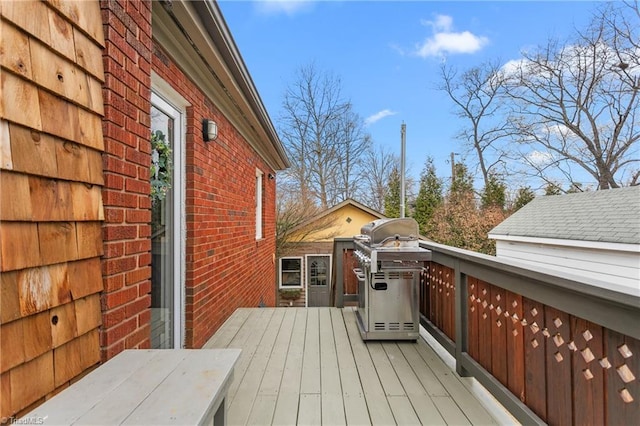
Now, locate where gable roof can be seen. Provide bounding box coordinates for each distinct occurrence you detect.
[305,198,386,227]
[288,199,385,237]
[489,186,640,245]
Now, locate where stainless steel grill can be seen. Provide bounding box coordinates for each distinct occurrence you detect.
[353,218,431,341]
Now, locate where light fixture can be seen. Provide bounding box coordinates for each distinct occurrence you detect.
[268,173,275,180]
[203,119,217,142]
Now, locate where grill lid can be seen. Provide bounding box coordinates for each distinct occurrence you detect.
[360,218,420,247]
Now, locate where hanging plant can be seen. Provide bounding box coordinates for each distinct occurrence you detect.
[150,130,172,203]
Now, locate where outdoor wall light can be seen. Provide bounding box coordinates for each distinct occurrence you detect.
[268,173,275,180]
[203,119,217,142]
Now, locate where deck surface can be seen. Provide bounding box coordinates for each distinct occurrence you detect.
[204,307,508,425]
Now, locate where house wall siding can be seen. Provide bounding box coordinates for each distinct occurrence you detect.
[99,0,153,361]
[151,43,278,349]
[495,240,640,295]
[0,0,105,418]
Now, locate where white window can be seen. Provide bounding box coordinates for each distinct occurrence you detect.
[256,169,263,239]
[279,257,303,288]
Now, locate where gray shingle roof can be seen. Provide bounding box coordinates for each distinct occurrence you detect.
[489,186,640,244]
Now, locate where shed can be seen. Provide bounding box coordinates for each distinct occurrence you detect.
[488,186,640,296]
[278,199,385,307]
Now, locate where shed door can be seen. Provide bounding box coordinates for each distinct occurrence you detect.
[307,255,331,307]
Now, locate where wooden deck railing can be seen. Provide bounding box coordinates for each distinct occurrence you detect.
[418,241,640,426]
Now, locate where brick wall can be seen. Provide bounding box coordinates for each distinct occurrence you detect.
[100,0,152,360]
[152,43,278,349]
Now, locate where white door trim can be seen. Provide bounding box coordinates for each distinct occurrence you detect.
[151,87,187,349]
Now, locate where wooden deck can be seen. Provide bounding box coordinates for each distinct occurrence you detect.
[204,307,515,425]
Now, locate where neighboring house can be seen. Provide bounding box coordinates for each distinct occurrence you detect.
[278,199,385,307]
[489,186,640,296]
[1,0,288,418]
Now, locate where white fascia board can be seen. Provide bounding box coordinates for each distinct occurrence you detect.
[488,233,640,253]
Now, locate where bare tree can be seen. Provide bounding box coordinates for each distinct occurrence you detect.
[439,61,510,189]
[279,63,369,208]
[504,5,639,189]
[328,112,371,205]
[357,145,398,213]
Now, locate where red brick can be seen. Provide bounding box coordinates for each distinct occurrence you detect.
[124,295,149,318]
[103,225,137,241]
[103,241,124,258]
[103,285,138,311]
[125,324,149,348]
[102,306,126,328]
[125,266,150,285]
[103,274,124,292]
[102,256,136,276]
[137,253,151,267]
[125,209,150,224]
[124,178,150,195]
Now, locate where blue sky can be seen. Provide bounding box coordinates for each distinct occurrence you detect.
[217,1,600,188]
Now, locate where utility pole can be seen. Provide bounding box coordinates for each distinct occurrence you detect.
[400,123,406,218]
[450,152,456,185]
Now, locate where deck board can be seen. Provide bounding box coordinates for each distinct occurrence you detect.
[205,307,511,425]
[272,309,307,426]
[319,309,346,425]
[227,309,284,425]
[330,308,370,425]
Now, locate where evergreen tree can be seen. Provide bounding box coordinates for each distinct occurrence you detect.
[413,157,442,235]
[512,186,535,211]
[481,173,506,209]
[450,162,474,199]
[384,166,401,218]
[544,182,563,195]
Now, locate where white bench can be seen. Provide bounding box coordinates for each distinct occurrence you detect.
[24,349,240,425]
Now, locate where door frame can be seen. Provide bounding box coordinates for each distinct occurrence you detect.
[151,75,187,348]
[304,254,332,307]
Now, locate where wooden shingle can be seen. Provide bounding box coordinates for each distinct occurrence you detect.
[8,124,58,178]
[0,222,40,271]
[0,171,32,221]
[10,352,54,413]
[0,21,33,79]
[23,311,52,362]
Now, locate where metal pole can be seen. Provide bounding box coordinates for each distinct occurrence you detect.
[400,123,406,218]
[450,152,455,185]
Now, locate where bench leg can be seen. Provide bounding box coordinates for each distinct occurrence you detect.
[213,397,225,426]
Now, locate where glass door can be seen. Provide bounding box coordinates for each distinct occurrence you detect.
[150,93,182,348]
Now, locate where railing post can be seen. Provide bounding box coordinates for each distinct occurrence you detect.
[454,259,470,377]
[334,240,345,308]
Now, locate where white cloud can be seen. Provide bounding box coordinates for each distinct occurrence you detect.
[414,14,488,58]
[254,0,314,16]
[365,109,397,126]
[421,15,453,32]
[526,150,555,167]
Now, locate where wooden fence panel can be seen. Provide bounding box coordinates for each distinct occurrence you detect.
[544,307,572,426]
[476,279,492,372]
[420,266,429,322]
[342,249,358,295]
[429,263,439,328]
[571,318,604,426]
[446,268,455,341]
[467,277,479,361]
[490,285,508,387]
[505,291,524,402]
[606,330,640,425]
[523,297,547,422]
